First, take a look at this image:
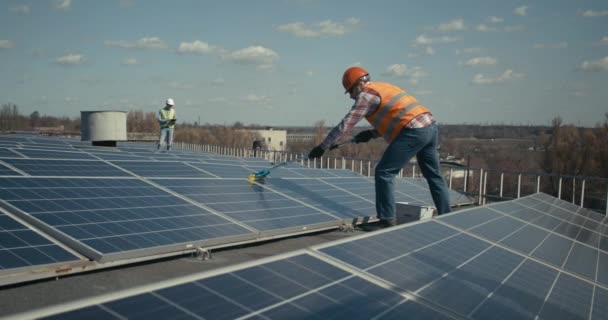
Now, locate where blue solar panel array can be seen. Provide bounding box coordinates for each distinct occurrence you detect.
[152,178,339,232]
[29,253,454,320]
[0,210,83,272]
[0,177,255,262]
[0,134,473,287]
[438,193,607,287]
[317,216,607,319]
[20,192,606,319]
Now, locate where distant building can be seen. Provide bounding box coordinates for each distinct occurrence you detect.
[251,128,287,151]
[286,132,315,143]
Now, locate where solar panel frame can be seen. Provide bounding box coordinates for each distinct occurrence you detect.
[151,178,343,236]
[264,177,376,220]
[441,194,606,287]
[12,251,458,320]
[0,208,88,285]
[0,159,134,177]
[314,216,608,320]
[0,177,258,263]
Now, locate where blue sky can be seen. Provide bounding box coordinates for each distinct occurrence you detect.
[1,0,607,127]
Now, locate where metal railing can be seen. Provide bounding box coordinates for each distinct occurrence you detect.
[173,142,608,215]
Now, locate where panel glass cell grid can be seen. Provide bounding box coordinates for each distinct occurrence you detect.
[319,177,419,206]
[16,149,98,160]
[0,159,133,177]
[440,195,607,287]
[0,162,21,176]
[0,210,82,272]
[152,178,339,231]
[396,177,475,207]
[0,177,253,261]
[187,162,254,178]
[33,253,451,320]
[265,178,375,219]
[317,219,607,320]
[110,161,216,178]
[0,148,20,158]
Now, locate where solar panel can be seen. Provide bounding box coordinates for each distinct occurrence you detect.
[265,178,375,220]
[0,177,256,262]
[87,152,151,161]
[0,159,133,177]
[462,193,608,287]
[110,161,216,178]
[16,149,98,160]
[316,218,607,320]
[152,178,340,233]
[0,209,84,276]
[0,162,22,176]
[187,162,253,178]
[0,148,21,158]
[21,252,454,320]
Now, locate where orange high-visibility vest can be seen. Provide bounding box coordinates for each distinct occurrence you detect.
[364,82,431,142]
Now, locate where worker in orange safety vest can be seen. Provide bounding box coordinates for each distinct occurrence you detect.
[308,67,451,230]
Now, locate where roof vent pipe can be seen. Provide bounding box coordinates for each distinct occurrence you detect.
[80,111,127,147]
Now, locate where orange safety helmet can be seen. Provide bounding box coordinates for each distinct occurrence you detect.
[342,66,369,93]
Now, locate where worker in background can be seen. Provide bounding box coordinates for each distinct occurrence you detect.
[157,98,176,151]
[308,67,450,230]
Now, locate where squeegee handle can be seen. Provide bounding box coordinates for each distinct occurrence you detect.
[329,139,356,150]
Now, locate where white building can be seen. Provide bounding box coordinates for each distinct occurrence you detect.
[253,128,287,151]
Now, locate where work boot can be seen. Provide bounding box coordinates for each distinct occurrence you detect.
[361,219,397,232]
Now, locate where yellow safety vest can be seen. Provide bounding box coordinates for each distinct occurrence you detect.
[159,108,176,129]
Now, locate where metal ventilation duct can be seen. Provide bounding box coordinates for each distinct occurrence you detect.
[80,111,127,147]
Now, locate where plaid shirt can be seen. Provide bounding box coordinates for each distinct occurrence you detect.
[320,85,434,150]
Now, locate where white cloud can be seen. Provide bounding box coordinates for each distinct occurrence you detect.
[10,5,30,14]
[383,65,427,85]
[0,40,15,49]
[599,36,608,45]
[581,10,608,17]
[53,0,72,11]
[436,19,466,32]
[414,34,459,45]
[177,40,224,54]
[55,54,85,66]
[488,16,504,23]
[383,64,408,77]
[64,96,78,103]
[476,24,498,32]
[580,57,608,72]
[104,37,168,50]
[276,18,362,38]
[514,6,528,16]
[121,58,140,65]
[455,47,483,55]
[463,56,497,67]
[425,47,435,56]
[533,42,567,49]
[222,46,279,69]
[242,94,272,104]
[471,69,524,85]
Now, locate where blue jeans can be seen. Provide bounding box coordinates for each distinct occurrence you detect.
[375,124,451,220]
[158,128,174,151]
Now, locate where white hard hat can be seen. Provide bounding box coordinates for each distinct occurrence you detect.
[166,98,174,106]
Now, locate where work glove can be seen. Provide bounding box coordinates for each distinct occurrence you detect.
[354,130,376,143]
[308,145,325,159]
